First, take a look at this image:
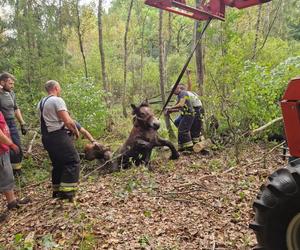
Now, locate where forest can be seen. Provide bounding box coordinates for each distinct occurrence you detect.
[0,0,300,249]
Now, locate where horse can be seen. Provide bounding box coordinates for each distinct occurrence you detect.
[84,101,179,172]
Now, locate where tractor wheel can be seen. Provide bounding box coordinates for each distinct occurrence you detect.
[250,164,300,250]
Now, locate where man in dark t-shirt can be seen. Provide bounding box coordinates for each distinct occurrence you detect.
[165,84,195,151]
[0,72,27,176]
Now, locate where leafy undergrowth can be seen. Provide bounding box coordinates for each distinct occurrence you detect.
[0,142,286,249]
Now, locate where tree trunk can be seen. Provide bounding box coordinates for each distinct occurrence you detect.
[164,12,172,84]
[252,5,262,60]
[75,0,88,79]
[194,0,204,95]
[24,0,35,85]
[58,0,66,70]
[98,0,109,93]
[140,12,148,95]
[159,10,176,140]
[122,0,134,118]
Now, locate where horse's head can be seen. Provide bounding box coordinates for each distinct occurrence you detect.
[131,100,160,130]
[84,143,112,161]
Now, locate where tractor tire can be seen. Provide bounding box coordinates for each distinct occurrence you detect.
[250,164,300,250]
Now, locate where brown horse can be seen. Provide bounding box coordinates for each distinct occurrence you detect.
[113,100,179,169]
[84,101,179,172]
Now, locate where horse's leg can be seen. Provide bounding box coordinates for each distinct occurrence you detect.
[157,137,180,160]
[140,149,153,171]
[139,148,151,165]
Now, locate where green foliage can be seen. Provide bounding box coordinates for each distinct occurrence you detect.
[40,235,59,250]
[14,154,50,187]
[208,159,222,172]
[230,56,300,131]
[124,178,141,193]
[143,210,152,218]
[63,77,108,137]
[14,233,24,245]
[138,235,151,248]
[1,0,300,143]
[13,233,37,250]
[79,231,96,250]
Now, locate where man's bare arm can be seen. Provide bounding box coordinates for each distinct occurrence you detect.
[0,129,13,145]
[79,127,96,143]
[166,98,186,113]
[57,111,79,138]
[15,109,26,125]
[171,98,186,109]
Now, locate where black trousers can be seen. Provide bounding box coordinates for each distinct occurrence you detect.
[191,110,203,143]
[178,114,194,150]
[42,129,80,193]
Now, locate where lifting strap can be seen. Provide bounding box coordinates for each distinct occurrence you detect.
[160,18,212,117]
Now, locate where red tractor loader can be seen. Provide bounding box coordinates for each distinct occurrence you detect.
[145,1,300,249]
[250,77,300,250]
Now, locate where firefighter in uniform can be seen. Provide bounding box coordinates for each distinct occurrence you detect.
[165,84,195,151]
[173,89,204,141]
[0,72,27,176]
[38,80,80,201]
[188,90,204,144]
[185,69,204,143]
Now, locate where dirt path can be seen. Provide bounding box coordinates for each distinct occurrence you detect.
[0,143,285,249]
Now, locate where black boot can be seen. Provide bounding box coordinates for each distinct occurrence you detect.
[13,169,22,177]
[59,191,75,202]
[52,191,61,199]
[7,200,20,210]
[17,197,31,204]
[7,197,31,210]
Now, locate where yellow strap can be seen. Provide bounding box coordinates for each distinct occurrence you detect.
[12,163,22,170]
[60,182,77,187]
[59,186,78,192]
[182,141,194,148]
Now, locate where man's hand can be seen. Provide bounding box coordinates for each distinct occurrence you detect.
[20,124,28,135]
[9,143,20,154]
[164,108,170,115]
[92,140,101,147]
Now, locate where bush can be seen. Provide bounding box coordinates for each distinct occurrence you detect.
[63,77,108,138]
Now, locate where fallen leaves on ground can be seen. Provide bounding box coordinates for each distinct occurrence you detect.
[0,142,286,249]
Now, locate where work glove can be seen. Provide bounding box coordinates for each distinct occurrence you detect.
[9,143,20,154]
[20,124,28,135]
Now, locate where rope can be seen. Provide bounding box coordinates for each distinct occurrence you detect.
[159,18,212,117]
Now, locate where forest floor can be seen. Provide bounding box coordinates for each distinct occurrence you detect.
[0,140,285,250]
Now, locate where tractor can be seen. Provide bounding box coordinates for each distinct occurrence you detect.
[145,1,300,249]
[249,77,300,250]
